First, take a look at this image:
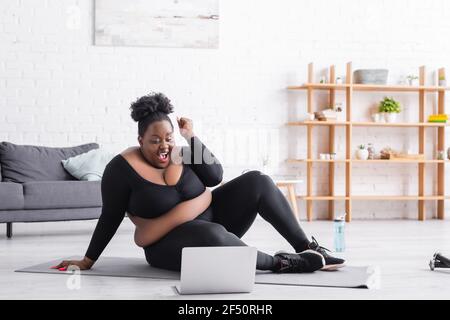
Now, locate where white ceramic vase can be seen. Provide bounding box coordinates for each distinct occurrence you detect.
[385,113,398,123]
[372,113,383,123]
[356,149,369,160]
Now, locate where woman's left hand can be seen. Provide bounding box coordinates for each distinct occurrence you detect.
[177,116,195,140]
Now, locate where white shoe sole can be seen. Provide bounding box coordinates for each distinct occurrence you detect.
[320,263,346,271]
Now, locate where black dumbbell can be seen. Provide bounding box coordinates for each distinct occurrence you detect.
[429,252,450,270]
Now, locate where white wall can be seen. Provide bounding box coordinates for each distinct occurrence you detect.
[1,0,450,219]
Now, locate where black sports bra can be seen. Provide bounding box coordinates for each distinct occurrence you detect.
[120,154,207,218]
[85,136,223,261]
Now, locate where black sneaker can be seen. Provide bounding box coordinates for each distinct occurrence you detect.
[274,250,325,273]
[429,252,450,270]
[308,236,345,270]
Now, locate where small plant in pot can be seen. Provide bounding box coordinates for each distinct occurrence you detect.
[379,97,401,123]
[439,75,446,87]
[356,144,369,160]
[407,75,418,86]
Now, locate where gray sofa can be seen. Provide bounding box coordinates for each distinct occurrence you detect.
[0,142,103,238]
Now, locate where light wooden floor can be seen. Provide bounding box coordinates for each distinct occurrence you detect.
[1,217,449,300]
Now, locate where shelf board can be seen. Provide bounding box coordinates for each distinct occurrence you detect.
[288,83,450,92]
[353,84,449,92]
[287,159,349,163]
[286,121,448,127]
[288,159,450,163]
[286,121,349,126]
[298,196,349,200]
[352,196,446,200]
[288,83,350,90]
[298,195,447,200]
[352,121,449,127]
[352,159,449,163]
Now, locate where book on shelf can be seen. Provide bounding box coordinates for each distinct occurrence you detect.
[428,114,448,122]
[380,151,425,160]
[314,109,344,122]
[390,153,425,160]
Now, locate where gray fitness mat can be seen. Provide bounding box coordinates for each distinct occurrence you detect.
[15,256,380,289]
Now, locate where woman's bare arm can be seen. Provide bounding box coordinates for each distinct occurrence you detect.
[129,188,212,247]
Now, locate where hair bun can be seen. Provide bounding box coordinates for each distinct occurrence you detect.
[130,92,174,122]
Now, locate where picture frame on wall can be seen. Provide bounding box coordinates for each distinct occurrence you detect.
[94,0,219,49]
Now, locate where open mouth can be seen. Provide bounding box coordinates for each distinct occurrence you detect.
[157,151,169,161]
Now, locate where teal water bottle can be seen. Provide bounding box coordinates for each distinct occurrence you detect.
[333,217,345,252]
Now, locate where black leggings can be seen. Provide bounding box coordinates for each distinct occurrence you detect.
[143,170,310,271]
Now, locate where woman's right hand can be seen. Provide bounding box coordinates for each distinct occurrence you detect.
[51,257,94,271]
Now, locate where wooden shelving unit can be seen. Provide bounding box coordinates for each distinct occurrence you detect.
[287,121,450,127]
[288,62,448,222]
[288,84,450,92]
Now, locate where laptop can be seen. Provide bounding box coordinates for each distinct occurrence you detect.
[176,246,257,295]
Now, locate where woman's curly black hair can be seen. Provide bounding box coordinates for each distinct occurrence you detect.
[130,92,174,136]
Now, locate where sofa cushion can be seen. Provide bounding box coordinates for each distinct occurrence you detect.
[62,148,115,181]
[23,181,102,209]
[0,142,99,183]
[0,182,24,210]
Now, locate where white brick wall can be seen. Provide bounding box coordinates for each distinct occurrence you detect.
[1,0,450,219]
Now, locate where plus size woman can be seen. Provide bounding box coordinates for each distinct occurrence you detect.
[54,93,345,274]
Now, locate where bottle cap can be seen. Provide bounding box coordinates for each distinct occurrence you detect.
[334,213,346,222]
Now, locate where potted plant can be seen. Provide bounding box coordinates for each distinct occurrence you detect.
[439,75,446,87]
[379,96,401,123]
[407,75,418,86]
[356,144,369,160]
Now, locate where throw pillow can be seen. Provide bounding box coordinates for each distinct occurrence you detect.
[62,148,116,181]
